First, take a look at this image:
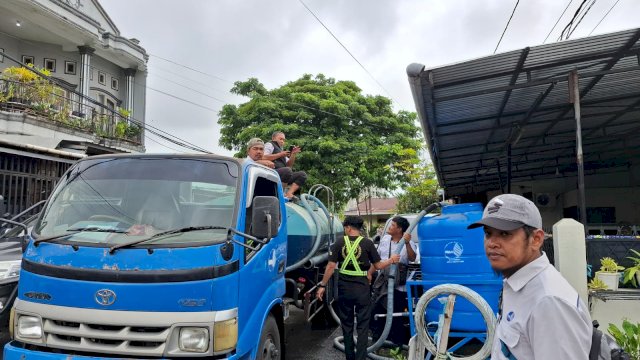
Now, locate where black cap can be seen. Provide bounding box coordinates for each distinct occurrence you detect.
[342,216,364,229]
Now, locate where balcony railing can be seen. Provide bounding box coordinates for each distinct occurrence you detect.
[0,79,142,145]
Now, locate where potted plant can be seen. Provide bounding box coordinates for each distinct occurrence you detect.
[595,257,624,291]
[622,249,640,288]
[607,319,639,359]
[588,277,608,291]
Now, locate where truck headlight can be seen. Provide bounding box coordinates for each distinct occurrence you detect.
[179,327,209,353]
[0,260,21,281]
[214,318,238,352]
[17,315,42,339]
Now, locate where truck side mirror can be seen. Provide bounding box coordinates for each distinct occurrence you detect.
[251,196,280,240]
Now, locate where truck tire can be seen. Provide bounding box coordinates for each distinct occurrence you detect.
[257,314,281,360]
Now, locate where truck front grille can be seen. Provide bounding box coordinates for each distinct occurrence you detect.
[43,318,171,356]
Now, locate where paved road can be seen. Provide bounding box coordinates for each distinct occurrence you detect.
[285,307,345,360]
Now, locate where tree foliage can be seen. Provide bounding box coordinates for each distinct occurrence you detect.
[395,161,440,213]
[218,74,422,209]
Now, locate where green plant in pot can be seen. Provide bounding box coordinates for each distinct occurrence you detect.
[588,277,608,291]
[608,319,639,359]
[595,257,624,290]
[622,249,640,288]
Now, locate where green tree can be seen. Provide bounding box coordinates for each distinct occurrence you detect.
[218,74,421,209]
[395,161,440,213]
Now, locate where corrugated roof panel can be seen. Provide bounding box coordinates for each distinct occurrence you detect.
[434,74,513,98]
[432,49,524,86]
[409,28,640,195]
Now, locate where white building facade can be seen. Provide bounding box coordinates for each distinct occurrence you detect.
[0,0,148,215]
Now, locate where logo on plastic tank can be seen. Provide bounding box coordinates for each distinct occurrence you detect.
[444,242,464,263]
[507,311,515,321]
[95,289,116,306]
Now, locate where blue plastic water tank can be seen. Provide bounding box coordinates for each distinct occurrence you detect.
[418,203,502,332]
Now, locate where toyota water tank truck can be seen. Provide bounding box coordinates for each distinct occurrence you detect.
[3,154,340,360]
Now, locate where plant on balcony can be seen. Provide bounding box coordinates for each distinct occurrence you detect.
[115,121,128,138]
[117,107,130,118]
[125,123,141,139]
[595,257,625,290]
[1,65,54,105]
[622,249,640,288]
[113,121,141,142]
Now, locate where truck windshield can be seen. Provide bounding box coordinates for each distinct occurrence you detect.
[33,157,239,247]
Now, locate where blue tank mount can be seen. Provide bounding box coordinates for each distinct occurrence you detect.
[418,203,502,332]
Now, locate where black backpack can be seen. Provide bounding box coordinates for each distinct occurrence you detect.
[589,321,631,360]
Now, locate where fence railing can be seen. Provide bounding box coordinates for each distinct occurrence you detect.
[0,79,142,145]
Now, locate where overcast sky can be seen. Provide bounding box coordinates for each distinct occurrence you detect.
[99,0,640,155]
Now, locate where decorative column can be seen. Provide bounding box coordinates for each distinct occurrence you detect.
[77,46,94,117]
[124,68,136,122]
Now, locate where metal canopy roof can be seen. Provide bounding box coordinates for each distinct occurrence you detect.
[408,28,640,197]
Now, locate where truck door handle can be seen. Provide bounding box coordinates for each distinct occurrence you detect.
[277,260,285,273]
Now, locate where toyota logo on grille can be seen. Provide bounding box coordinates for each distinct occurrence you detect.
[95,289,116,306]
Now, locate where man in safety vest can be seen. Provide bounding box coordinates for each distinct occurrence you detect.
[317,216,400,360]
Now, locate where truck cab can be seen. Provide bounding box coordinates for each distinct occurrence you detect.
[4,154,287,360]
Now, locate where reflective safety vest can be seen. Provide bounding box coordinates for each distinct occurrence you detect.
[339,236,368,276]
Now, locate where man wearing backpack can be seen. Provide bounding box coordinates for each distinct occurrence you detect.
[468,194,592,359]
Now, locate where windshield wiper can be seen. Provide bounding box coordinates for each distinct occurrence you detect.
[33,227,128,246]
[108,226,228,254]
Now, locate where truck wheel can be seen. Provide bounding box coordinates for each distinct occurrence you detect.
[257,314,281,360]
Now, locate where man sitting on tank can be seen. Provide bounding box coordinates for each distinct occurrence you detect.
[262,131,307,200]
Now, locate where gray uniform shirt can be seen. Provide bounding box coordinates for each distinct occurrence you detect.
[492,253,592,360]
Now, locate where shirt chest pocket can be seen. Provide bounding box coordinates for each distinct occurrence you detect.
[498,325,521,359]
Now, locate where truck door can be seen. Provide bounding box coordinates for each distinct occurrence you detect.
[236,165,287,353]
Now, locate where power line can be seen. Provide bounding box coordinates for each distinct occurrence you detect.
[147,85,222,111]
[150,64,236,98]
[255,94,408,134]
[145,132,189,153]
[566,0,597,39]
[543,0,574,44]
[148,72,231,104]
[558,0,594,41]
[149,54,232,84]
[494,0,521,54]
[589,0,621,36]
[297,0,401,107]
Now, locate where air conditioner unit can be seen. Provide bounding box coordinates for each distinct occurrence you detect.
[534,193,556,208]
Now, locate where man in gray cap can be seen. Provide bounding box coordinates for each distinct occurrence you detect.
[468,194,592,360]
[245,138,275,169]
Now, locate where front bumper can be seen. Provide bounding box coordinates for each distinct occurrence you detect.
[3,341,242,360]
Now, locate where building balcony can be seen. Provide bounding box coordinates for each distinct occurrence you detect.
[0,78,142,150]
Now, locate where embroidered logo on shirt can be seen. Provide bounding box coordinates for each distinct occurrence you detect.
[487,198,504,214]
[506,311,515,321]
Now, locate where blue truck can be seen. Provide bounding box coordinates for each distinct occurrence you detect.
[4,153,340,360]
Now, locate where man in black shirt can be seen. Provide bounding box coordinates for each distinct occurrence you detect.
[317,216,400,360]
